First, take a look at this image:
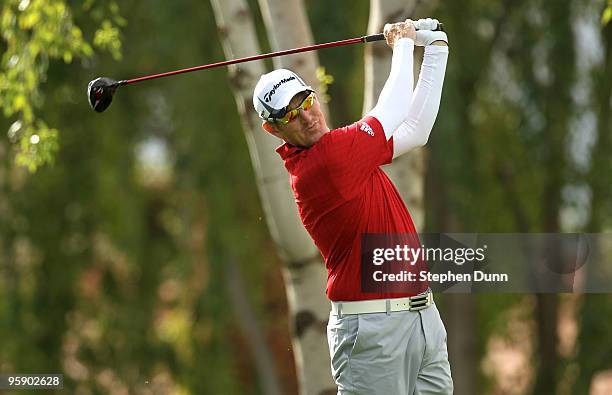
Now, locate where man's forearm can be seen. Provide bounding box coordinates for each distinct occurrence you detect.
[392,45,448,158]
[367,38,415,140]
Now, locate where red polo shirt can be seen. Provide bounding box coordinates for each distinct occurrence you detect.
[276,116,427,301]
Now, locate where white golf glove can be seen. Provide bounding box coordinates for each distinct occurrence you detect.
[415,30,448,46]
[413,18,439,31]
[412,18,448,46]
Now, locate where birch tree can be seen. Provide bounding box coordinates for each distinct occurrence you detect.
[363,0,425,228]
[363,2,476,394]
[257,0,329,117]
[210,1,335,394]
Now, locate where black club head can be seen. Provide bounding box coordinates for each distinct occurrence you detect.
[87,77,120,112]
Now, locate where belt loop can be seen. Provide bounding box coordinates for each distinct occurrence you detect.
[338,303,343,319]
[386,299,391,315]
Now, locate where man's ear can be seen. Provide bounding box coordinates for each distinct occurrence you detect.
[262,121,280,137]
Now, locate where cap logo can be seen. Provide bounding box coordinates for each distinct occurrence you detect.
[263,76,297,102]
[258,98,276,114]
[257,97,285,120]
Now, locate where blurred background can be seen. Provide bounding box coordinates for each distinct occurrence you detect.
[1,0,611,394]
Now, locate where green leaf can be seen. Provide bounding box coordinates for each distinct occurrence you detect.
[14,93,26,110]
[20,11,40,29]
[1,1,124,172]
[15,121,59,172]
[93,20,122,60]
[603,6,612,26]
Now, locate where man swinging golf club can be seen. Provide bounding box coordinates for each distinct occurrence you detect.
[253,18,452,395]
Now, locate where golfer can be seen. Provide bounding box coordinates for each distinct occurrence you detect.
[253,18,452,394]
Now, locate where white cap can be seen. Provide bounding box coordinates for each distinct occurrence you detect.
[253,69,312,121]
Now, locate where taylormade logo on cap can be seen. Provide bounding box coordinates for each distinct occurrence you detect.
[253,69,312,121]
[263,76,296,102]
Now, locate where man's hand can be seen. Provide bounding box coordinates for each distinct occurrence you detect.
[413,18,448,47]
[413,18,439,31]
[415,30,448,46]
[383,20,416,48]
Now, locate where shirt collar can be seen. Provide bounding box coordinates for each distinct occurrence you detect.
[275,142,305,161]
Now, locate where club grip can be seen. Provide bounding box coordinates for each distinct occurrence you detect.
[364,33,385,42]
[363,22,444,42]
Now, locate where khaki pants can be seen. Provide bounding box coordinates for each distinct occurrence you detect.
[327,302,453,395]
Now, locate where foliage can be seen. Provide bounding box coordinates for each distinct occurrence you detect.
[0,0,124,171]
[0,0,611,394]
[603,0,612,25]
[315,66,334,103]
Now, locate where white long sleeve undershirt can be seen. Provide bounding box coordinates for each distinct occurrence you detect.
[392,45,448,159]
[367,38,415,140]
[365,40,448,158]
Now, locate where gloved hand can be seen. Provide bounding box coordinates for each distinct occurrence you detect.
[415,30,448,46]
[413,18,440,31]
[412,18,448,46]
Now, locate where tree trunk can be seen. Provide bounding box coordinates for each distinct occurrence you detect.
[444,294,477,395]
[256,1,341,394]
[364,3,475,395]
[533,294,560,395]
[363,0,424,228]
[225,257,283,395]
[257,0,329,117]
[210,1,335,395]
[573,7,612,393]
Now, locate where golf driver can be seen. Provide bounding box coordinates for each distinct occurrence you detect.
[87,24,443,113]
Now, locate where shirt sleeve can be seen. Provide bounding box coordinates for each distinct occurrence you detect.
[317,115,392,197]
[392,45,448,158]
[366,38,415,140]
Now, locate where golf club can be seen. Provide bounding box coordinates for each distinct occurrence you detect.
[87,23,444,113]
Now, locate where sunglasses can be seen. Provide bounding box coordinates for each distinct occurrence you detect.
[272,93,315,125]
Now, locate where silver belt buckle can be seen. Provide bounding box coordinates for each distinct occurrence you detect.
[408,291,431,311]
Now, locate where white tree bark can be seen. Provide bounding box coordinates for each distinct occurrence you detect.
[364,3,475,394]
[210,1,335,395]
[256,1,336,394]
[363,0,433,229]
[257,0,329,117]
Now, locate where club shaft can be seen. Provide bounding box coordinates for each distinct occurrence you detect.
[121,36,368,85]
[120,24,443,86]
